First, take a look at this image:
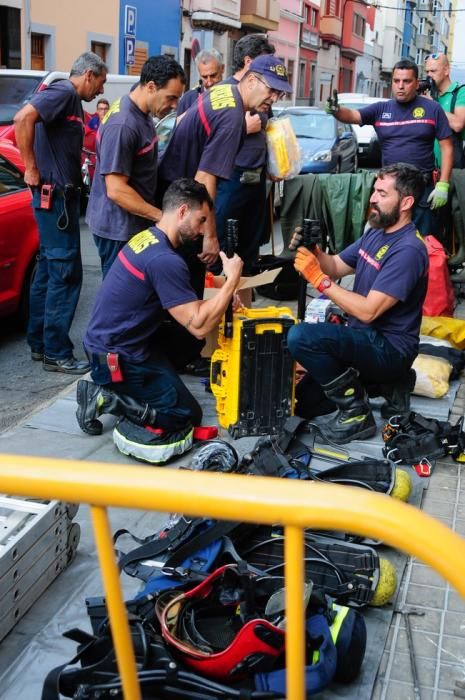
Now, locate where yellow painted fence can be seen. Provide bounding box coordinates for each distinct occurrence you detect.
[1,454,465,700]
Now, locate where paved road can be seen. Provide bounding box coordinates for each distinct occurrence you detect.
[0,220,101,434]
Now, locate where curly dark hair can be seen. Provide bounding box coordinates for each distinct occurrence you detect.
[140,55,186,88]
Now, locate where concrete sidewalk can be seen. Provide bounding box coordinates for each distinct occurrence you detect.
[0,300,464,699]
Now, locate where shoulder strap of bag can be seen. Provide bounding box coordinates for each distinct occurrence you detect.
[450,84,465,114]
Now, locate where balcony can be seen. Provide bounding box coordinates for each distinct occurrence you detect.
[240,0,280,31]
[190,0,242,31]
[319,15,343,44]
[416,33,433,50]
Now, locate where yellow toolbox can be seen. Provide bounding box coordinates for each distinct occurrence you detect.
[210,307,296,438]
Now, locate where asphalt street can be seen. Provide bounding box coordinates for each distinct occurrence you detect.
[0,219,101,434]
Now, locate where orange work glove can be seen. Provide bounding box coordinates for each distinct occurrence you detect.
[294,247,328,289]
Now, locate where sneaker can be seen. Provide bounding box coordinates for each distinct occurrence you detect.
[43,356,90,375]
[31,351,44,361]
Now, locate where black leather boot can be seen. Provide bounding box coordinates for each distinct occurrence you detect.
[76,380,157,435]
[310,368,376,445]
[380,369,416,419]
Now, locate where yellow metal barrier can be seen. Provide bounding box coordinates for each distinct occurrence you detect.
[2,454,465,700]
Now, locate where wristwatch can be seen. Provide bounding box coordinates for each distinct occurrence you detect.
[317,276,332,293]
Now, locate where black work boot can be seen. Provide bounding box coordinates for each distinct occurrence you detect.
[76,380,157,436]
[380,369,416,420]
[310,368,376,445]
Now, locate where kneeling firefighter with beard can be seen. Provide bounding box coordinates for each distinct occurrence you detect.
[76,178,243,462]
[287,163,429,444]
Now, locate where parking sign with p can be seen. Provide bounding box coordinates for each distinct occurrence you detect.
[125,5,137,36]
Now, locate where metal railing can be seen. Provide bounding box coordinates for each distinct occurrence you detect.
[2,454,465,700]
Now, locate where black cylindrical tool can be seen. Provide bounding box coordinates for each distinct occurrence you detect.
[297,218,322,320]
[224,219,238,338]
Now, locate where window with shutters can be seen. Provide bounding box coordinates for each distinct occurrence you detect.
[91,41,107,61]
[31,34,45,70]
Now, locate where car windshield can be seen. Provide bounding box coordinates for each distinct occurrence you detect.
[284,112,335,140]
[0,76,44,125]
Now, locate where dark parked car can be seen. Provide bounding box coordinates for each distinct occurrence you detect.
[278,107,358,174]
[0,139,39,323]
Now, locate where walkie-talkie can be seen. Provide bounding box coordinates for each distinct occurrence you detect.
[224,219,238,338]
[297,218,322,320]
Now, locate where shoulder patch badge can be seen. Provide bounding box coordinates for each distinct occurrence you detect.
[375,244,389,261]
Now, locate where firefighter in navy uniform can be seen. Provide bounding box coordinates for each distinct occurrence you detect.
[288,164,429,445]
[86,55,185,277]
[156,55,292,373]
[76,179,243,459]
[327,59,454,237]
[212,35,280,276]
[14,51,107,374]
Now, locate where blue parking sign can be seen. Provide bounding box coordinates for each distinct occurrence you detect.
[125,37,135,65]
[125,5,137,36]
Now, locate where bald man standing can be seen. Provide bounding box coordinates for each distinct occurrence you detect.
[425,52,465,169]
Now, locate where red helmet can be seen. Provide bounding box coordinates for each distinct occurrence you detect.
[155,564,285,681]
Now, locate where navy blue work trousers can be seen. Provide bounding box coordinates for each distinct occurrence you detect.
[27,189,82,359]
[213,167,267,275]
[88,347,203,432]
[93,235,125,278]
[287,322,412,416]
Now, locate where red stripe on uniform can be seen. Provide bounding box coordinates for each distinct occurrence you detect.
[197,94,212,137]
[118,250,145,280]
[136,136,158,156]
[66,115,84,125]
[358,247,381,270]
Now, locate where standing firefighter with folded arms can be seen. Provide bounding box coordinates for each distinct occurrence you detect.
[14,51,107,375]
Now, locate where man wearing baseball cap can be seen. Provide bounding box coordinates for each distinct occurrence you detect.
[212,47,292,277]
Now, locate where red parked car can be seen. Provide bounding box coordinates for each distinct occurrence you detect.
[0,138,39,322]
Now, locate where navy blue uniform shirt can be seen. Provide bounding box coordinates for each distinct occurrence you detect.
[158,83,245,182]
[86,94,158,242]
[339,223,429,359]
[359,96,451,171]
[30,79,84,188]
[84,226,198,362]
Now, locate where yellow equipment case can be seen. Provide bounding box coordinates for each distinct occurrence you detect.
[210,307,296,438]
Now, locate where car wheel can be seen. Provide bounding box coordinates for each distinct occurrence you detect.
[17,255,38,329]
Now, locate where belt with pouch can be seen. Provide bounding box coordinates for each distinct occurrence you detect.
[238,166,264,185]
